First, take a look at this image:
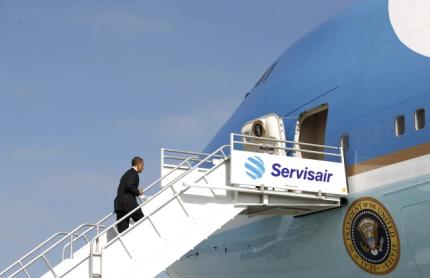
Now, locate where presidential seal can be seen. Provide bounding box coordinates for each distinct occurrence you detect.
[343,197,400,275]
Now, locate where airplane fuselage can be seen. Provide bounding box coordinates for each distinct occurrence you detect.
[167,0,430,277]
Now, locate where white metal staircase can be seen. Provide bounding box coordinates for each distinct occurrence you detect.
[0,133,348,278]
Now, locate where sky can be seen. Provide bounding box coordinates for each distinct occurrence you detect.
[0,0,358,276]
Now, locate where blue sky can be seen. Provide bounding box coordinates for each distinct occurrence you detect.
[0,0,357,275]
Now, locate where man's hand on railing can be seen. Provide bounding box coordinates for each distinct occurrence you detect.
[140,195,150,201]
[139,189,150,200]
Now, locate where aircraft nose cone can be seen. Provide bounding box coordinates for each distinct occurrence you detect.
[389,0,430,58]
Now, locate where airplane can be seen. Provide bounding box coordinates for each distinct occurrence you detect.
[165,0,430,277]
[2,0,430,277]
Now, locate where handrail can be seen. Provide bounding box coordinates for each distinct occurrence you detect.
[231,133,343,159]
[101,146,228,248]
[89,156,200,250]
[2,154,197,277]
[237,140,342,157]
[89,144,229,259]
[88,155,209,275]
[137,157,194,199]
[162,148,224,158]
[162,149,225,171]
[231,132,348,194]
[91,137,344,266]
[5,154,201,277]
[95,135,339,255]
[0,232,67,276]
[3,132,347,278]
[2,209,115,278]
[7,223,107,278]
[61,223,106,261]
[233,133,341,150]
[163,156,209,163]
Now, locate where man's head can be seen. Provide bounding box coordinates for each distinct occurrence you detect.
[131,156,144,173]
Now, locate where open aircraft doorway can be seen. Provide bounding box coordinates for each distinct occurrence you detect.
[294,104,329,160]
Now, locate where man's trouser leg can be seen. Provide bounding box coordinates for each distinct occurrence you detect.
[130,208,144,223]
[115,210,130,234]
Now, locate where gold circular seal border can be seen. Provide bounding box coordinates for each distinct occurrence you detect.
[342,197,401,275]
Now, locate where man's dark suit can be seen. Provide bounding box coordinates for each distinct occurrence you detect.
[114,168,144,233]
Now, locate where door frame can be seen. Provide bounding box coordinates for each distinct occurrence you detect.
[293,103,329,158]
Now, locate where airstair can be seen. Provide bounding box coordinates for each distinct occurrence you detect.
[0,133,348,278]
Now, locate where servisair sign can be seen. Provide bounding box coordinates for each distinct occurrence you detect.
[231,150,348,196]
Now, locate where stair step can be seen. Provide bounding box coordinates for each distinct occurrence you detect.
[10,134,347,278]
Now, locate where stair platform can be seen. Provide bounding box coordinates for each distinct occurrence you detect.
[1,133,348,278]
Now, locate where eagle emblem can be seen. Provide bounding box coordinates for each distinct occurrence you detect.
[343,197,400,275]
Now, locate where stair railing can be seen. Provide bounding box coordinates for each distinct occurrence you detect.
[0,232,68,278]
[88,144,230,276]
[5,221,110,278]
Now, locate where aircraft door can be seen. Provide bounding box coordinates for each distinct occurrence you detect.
[282,116,299,156]
[294,104,328,160]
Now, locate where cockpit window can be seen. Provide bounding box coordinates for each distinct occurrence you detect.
[254,62,278,88]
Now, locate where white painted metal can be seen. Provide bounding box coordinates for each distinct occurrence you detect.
[101,154,242,278]
[389,0,430,58]
[241,113,286,156]
[3,221,113,278]
[1,153,203,278]
[231,150,348,195]
[2,133,348,278]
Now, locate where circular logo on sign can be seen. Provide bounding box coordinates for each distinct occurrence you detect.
[244,156,265,180]
[343,197,400,275]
